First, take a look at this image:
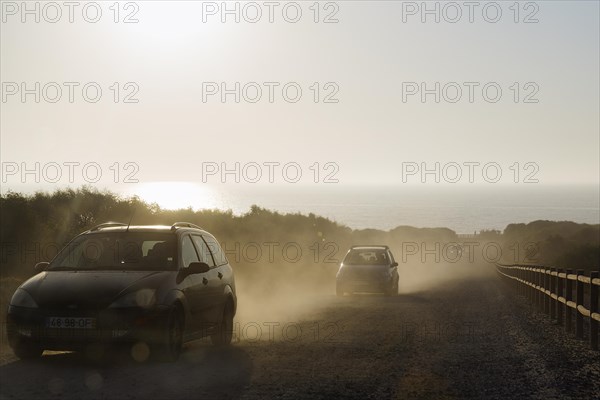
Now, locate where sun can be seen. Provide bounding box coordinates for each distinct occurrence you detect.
[130,182,218,211]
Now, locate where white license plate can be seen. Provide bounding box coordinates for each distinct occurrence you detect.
[45,317,96,329]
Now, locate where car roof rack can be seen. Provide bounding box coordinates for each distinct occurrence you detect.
[351,245,389,249]
[171,222,203,231]
[89,222,128,231]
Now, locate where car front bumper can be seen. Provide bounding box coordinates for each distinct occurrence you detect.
[7,305,170,351]
[337,277,392,293]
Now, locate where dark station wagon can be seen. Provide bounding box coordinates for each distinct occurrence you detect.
[6,222,237,361]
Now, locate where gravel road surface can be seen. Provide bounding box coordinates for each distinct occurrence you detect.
[1,266,598,399]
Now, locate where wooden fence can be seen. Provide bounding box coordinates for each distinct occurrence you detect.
[495,263,599,350]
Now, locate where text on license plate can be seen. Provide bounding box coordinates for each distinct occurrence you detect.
[46,317,96,329]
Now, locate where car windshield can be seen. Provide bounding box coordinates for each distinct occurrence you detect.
[344,249,388,265]
[49,232,177,271]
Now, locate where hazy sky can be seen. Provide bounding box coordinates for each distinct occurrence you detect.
[1,1,599,190]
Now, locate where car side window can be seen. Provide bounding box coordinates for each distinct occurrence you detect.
[388,250,396,264]
[202,235,228,266]
[191,235,216,268]
[181,235,199,268]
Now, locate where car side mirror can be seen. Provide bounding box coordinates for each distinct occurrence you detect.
[34,262,49,273]
[390,262,398,268]
[187,262,210,275]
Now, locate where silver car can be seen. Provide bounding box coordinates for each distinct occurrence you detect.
[336,245,399,296]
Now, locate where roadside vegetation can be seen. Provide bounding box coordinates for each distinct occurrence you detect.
[1,187,598,279]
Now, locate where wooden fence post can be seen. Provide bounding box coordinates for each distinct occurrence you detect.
[520,268,524,297]
[550,268,556,320]
[544,269,550,315]
[537,268,543,312]
[532,268,536,304]
[590,271,598,350]
[557,269,563,326]
[527,268,535,304]
[565,269,573,333]
[576,269,584,339]
[535,268,539,309]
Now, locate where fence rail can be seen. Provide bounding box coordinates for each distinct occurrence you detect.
[495,263,599,350]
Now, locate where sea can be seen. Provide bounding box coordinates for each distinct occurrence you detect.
[123,183,599,234]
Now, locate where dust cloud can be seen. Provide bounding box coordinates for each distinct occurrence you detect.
[230,237,496,343]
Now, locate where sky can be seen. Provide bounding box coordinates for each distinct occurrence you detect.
[1,1,599,196]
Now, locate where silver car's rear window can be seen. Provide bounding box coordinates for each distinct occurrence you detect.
[344,250,389,265]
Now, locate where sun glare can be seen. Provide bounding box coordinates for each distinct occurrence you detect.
[130,182,217,211]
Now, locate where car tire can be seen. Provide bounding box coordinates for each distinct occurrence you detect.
[389,280,399,296]
[385,281,398,297]
[12,340,43,359]
[211,301,233,346]
[153,307,183,362]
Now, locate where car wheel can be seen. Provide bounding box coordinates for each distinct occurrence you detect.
[211,301,233,346]
[385,281,397,297]
[12,340,43,359]
[387,280,399,296]
[153,307,183,362]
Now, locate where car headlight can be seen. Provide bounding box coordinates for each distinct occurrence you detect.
[109,289,157,309]
[10,289,38,308]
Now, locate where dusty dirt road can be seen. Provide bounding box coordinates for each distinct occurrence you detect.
[1,266,599,400]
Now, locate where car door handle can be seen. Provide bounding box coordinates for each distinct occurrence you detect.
[218,272,223,280]
[202,277,208,285]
